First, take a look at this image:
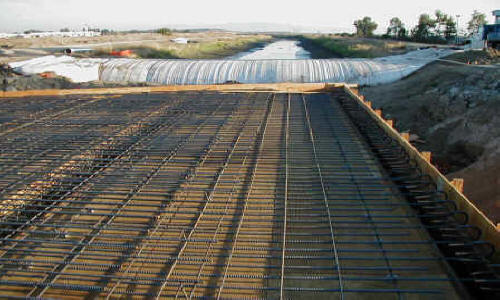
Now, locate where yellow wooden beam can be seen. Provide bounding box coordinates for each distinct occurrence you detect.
[451,178,465,193]
[0,82,355,98]
[343,85,500,255]
[421,151,432,163]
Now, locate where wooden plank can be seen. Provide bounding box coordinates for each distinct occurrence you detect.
[0,83,355,98]
[344,85,500,256]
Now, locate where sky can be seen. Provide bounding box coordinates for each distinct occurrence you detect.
[0,0,497,33]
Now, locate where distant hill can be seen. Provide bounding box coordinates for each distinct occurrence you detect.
[169,22,351,34]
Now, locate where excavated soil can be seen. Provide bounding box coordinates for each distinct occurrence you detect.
[362,53,500,223]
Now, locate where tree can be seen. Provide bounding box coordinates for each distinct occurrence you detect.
[398,27,407,39]
[101,29,114,36]
[60,28,71,32]
[411,14,437,42]
[434,10,449,38]
[467,10,487,35]
[444,17,457,40]
[24,29,42,34]
[386,17,406,39]
[354,17,378,37]
[157,28,172,36]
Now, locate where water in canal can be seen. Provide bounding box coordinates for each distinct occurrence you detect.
[229,40,311,60]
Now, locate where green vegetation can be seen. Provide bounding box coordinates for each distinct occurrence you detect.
[354,17,378,37]
[382,10,458,43]
[409,11,457,43]
[23,29,43,34]
[155,37,271,59]
[299,35,409,58]
[95,35,272,59]
[445,49,499,65]
[411,13,438,43]
[356,9,487,44]
[128,48,177,59]
[386,17,406,40]
[467,11,487,35]
[302,8,489,58]
[100,29,114,35]
[306,36,365,58]
[156,28,172,36]
[176,38,270,59]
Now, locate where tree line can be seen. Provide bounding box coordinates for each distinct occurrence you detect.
[353,10,488,43]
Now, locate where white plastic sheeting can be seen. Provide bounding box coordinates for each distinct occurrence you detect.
[100,48,455,86]
[9,56,104,82]
[9,48,456,86]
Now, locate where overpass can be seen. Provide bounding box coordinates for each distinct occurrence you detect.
[0,83,498,298]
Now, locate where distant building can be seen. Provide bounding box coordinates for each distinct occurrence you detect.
[493,10,500,24]
[466,10,500,49]
[0,33,22,39]
[0,31,101,39]
[483,10,500,48]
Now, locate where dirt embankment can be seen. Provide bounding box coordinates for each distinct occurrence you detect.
[0,64,154,92]
[0,32,272,63]
[1,64,77,91]
[361,51,500,222]
[295,34,447,59]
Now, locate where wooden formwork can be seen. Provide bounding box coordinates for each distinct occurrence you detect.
[0,83,350,98]
[343,85,500,259]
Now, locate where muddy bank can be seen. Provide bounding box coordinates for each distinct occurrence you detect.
[361,54,500,222]
[96,39,272,60]
[296,36,342,59]
[295,35,428,59]
[0,32,273,63]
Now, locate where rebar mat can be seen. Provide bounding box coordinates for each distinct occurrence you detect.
[0,91,492,299]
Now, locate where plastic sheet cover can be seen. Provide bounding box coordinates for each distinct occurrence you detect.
[100,48,455,86]
[10,48,456,86]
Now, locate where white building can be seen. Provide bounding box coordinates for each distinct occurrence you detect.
[493,10,500,24]
[0,31,101,39]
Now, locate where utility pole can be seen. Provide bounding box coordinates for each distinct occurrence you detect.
[456,14,461,45]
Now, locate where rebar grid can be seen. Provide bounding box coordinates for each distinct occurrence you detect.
[0,91,468,299]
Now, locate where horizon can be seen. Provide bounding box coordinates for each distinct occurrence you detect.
[0,0,497,34]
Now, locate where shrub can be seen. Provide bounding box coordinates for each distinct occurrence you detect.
[157,28,172,36]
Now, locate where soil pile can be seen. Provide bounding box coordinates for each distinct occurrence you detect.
[362,52,500,222]
[1,63,77,91]
[1,63,153,91]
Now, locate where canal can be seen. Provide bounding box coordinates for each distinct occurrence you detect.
[229,39,311,60]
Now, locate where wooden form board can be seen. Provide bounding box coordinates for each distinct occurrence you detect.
[343,85,500,257]
[0,83,352,98]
